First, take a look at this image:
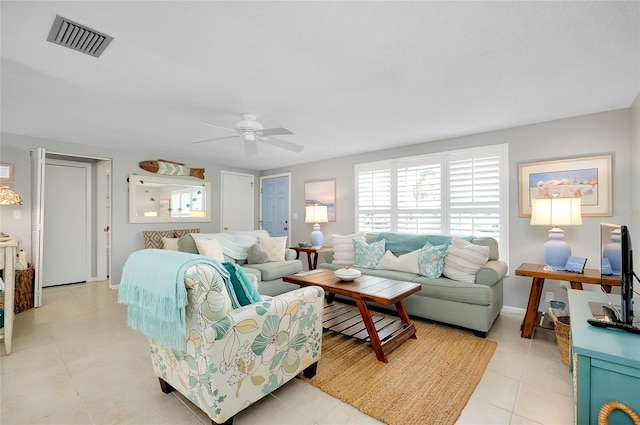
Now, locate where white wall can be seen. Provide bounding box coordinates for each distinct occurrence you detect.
[0,133,258,288]
[264,108,634,310]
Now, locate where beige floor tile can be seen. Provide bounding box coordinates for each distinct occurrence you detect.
[469,370,521,412]
[514,381,574,425]
[456,397,513,424]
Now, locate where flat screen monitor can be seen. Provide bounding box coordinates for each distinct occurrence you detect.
[600,223,635,326]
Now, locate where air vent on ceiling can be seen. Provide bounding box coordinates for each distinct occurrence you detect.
[47,15,113,58]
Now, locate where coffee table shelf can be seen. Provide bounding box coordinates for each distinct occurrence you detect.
[283,269,420,362]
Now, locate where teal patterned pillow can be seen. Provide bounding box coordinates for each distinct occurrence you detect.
[354,239,386,269]
[418,243,449,278]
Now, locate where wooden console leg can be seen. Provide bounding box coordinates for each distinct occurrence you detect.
[521,277,545,338]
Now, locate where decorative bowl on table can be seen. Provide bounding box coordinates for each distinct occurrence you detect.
[298,241,309,247]
[334,265,361,282]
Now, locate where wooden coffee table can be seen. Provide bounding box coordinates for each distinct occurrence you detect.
[283,269,421,362]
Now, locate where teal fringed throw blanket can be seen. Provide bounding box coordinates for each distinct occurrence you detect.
[375,232,475,253]
[118,249,229,351]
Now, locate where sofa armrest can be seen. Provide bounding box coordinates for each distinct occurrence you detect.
[285,248,297,261]
[475,260,508,287]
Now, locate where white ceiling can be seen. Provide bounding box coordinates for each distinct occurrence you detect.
[1,1,639,171]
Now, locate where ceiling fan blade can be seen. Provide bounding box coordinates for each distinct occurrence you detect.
[244,139,258,156]
[191,135,238,144]
[259,127,294,137]
[200,122,237,133]
[261,137,304,153]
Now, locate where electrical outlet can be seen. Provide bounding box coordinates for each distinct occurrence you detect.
[545,291,554,302]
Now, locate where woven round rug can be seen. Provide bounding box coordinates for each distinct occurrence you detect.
[301,319,497,425]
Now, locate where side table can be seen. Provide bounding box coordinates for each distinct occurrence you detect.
[515,263,620,339]
[289,246,332,270]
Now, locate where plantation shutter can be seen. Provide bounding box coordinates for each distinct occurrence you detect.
[357,167,392,232]
[397,161,441,233]
[448,152,502,241]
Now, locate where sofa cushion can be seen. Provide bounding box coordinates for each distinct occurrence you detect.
[418,244,448,278]
[443,238,490,283]
[245,260,302,281]
[375,232,473,253]
[222,262,262,307]
[330,232,366,265]
[178,233,199,253]
[354,239,385,269]
[411,276,494,305]
[259,236,287,262]
[248,243,270,264]
[377,249,420,274]
[195,238,225,262]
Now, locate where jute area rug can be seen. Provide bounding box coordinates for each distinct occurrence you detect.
[301,318,497,425]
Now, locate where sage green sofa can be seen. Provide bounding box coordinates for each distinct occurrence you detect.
[318,233,508,337]
[177,230,303,296]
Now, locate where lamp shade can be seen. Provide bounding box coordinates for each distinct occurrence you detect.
[305,205,328,224]
[530,197,582,226]
[0,186,23,205]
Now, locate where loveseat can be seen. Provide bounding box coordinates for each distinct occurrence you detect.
[318,232,508,337]
[119,249,324,425]
[176,230,303,296]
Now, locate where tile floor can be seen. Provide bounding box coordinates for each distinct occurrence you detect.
[1,281,574,425]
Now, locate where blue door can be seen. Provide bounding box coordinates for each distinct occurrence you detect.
[261,175,289,238]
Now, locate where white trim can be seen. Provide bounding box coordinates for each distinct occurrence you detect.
[501,306,526,315]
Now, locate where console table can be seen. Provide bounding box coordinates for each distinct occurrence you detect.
[568,289,640,424]
[515,263,620,338]
[0,237,18,355]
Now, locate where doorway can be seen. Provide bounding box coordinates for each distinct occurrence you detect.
[31,149,112,306]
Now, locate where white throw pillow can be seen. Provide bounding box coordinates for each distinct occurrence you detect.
[258,236,287,262]
[331,232,366,265]
[376,249,420,274]
[195,238,225,262]
[443,238,490,283]
[162,237,179,251]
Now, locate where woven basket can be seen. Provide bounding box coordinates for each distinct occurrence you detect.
[548,308,571,367]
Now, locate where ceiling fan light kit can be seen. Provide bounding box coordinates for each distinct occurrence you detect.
[192,113,304,156]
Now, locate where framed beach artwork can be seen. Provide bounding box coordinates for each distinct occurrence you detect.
[518,155,612,217]
[304,179,336,222]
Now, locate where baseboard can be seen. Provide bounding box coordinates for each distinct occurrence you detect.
[501,305,526,315]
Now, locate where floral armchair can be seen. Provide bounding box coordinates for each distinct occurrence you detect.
[148,262,324,425]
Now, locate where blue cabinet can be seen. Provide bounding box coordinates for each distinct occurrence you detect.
[568,289,640,424]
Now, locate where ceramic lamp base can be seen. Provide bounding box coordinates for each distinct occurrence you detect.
[310,223,323,248]
[543,227,571,271]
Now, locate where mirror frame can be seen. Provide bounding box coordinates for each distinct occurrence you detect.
[129,174,212,223]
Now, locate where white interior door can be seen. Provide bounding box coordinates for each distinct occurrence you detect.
[42,159,90,286]
[221,171,254,231]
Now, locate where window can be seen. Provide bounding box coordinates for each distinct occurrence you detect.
[356,144,508,260]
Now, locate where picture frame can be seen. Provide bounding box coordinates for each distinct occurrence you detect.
[304,179,336,222]
[0,163,14,181]
[518,155,612,217]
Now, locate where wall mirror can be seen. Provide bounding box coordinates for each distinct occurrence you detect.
[129,174,211,223]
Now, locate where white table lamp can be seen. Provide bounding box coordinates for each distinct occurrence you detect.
[305,205,328,248]
[530,195,582,271]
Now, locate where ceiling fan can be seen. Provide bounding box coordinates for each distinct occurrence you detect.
[192,113,304,156]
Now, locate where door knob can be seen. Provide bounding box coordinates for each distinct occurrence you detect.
[223,226,229,231]
[284,227,288,230]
